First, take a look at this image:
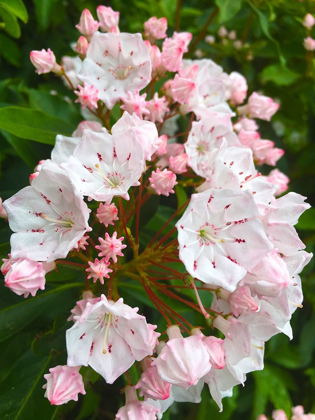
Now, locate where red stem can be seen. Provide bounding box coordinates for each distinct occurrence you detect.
[135,178,143,247]
[118,197,133,248]
[155,226,177,250]
[147,199,190,248]
[55,260,87,268]
[142,278,172,324]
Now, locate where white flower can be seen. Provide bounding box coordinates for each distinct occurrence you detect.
[78,32,151,109]
[3,161,91,262]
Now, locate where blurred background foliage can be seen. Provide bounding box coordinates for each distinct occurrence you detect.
[0,0,315,419]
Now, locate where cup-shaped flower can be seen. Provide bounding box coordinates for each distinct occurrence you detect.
[97,203,119,227]
[144,17,167,41]
[3,161,91,262]
[30,49,62,75]
[176,188,273,291]
[78,32,151,109]
[136,358,172,401]
[75,9,99,38]
[62,129,145,203]
[115,386,160,420]
[97,6,119,32]
[66,295,157,384]
[152,326,211,389]
[112,112,159,161]
[43,365,86,405]
[4,258,54,297]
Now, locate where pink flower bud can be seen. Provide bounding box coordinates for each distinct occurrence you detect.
[234,117,258,132]
[203,336,225,369]
[144,17,167,41]
[205,35,215,44]
[86,258,112,284]
[97,6,119,32]
[43,365,86,405]
[161,32,192,72]
[238,92,279,121]
[75,36,89,55]
[76,9,99,38]
[120,91,150,119]
[172,74,196,104]
[153,326,211,389]
[303,14,315,30]
[272,410,288,420]
[136,358,172,400]
[30,49,62,75]
[1,254,12,275]
[74,235,89,251]
[95,232,127,263]
[4,258,48,297]
[218,26,228,37]
[97,203,119,227]
[292,405,305,419]
[149,168,177,196]
[74,83,99,110]
[116,386,159,420]
[304,36,315,51]
[154,134,168,156]
[68,291,100,322]
[144,41,162,76]
[169,153,189,174]
[29,172,39,184]
[229,286,259,317]
[145,93,169,123]
[72,121,103,137]
[0,198,7,219]
[263,147,285,166]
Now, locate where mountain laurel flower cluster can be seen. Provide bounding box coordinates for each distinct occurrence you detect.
[1,6,312,418]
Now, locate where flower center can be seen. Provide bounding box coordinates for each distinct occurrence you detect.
[95,164,123,188]
[110,65,134,80]
[198,225,225,245]
[196,141,209,154]
[102,312,112,354]
[41,213,74,229]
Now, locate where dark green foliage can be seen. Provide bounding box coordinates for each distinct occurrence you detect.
[0,0,314,419]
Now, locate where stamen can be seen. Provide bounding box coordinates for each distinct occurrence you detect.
[95,164,117,188]
[251,344,264,350]
[289,301,303,308]
[41,214,73,226]
[103,312,112,354]
[192,281,210,319]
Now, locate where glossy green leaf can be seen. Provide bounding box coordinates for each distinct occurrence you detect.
[0,0,28,23]
[27,89,81,126]
[0,349,59,420]
[215,0,242,23]
[0,129,42,168]
[0,5,21,38]
[247,0,286,65]
[33,0,55,31]
[0,283,82,342]
[297,208,315,230]
[0,107,74,145]
[0,33,21,66]
[260,64,300,86]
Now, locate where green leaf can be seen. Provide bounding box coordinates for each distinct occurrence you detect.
[0,349,58,420]
[27,89,81,126]
[33,0,55,31]
[260,64,300,86]
[0,5,21,38]
[215,0,242,23]
[0,242,10,260]
[253,365,292,417]
[175,184,188,215]
[0,283,82,342]
[247,0,286,65]
[0,129,42,168]
[0,107,74,145]
[297,208,315,230]
[0,33,21,66]
[0,0,28,23]
[160,0,177,25]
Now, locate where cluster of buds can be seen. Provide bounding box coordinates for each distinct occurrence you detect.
[1,5,312,418]
[258,406,315,420]
[303,13,315,51]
